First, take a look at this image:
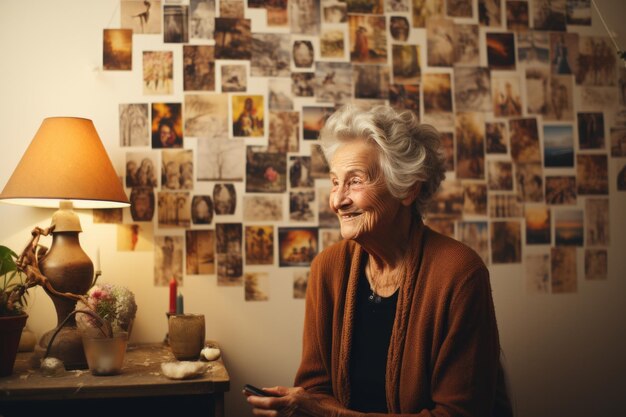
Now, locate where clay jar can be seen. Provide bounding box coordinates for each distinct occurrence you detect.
[168,314,205,360]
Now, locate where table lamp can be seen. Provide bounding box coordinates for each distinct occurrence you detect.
[0,117,129,369]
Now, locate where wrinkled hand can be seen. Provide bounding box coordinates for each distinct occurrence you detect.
[244,386,346,417]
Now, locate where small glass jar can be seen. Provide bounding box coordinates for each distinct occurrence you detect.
[82,329,128,376]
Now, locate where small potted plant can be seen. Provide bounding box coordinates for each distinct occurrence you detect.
[0,245,30,376]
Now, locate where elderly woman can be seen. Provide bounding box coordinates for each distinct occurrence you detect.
[245,105,512,416]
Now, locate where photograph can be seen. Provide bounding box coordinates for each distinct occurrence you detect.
[509,118,541,163]
[506,1,529,31]
[191,195,213,225]
[577,154,608,195]
[315,62,352,105]
[610,127,626,157]
[311,143,330,178]
[323,0,347,23]
[455,112,485,180]
[161,149,193,190]
[190,0,215,40]
[525,253,550,294]
[185,230,215,275]
[246,147,287,193]
[347,0,383,13]
[143,51,173,95]
[487,160,513,191]
[119,103,149,147]
[457,221,489,265]
[157,191,191,228]
[320,229,342,250]
[251,33,291,77]
[551,247,577,294]
[130,187,155,221]
[121,0,162,34]
[216,223,243,286]
[533,0,566,31]
[243,195,283,221]
[463,182,487,216]
[213,183,237,215]
[566,0,591,25]
[389,84,420,120]
[154,235,183,286]
[515,162,544,203]
[348,14,388,64]
[245,225,274,265]
[619,162,626,191]
[485,121,508,154]
[576,36,618,86]
[292,72,316,97]
[268,111,300,153]
[543,125,574,167]
[428,179,463,219]
[546,75,574,121]
[446,0,472,17]
[389,16,410,41]
[486,32,516,70]
[440,131,454,171]
[353,65,390,100]
[620,68,626,106]
[412,0,444,27]
[221,65,247,92]
[454,67,491,113]
[478,0,501,26]
[245,273,270,301]
[292,40,315,69]
[545,176,576,205]
[197,137,245,181]
[585,249,607,281]
[577,112,605,150]
[489,193,523,218]
[318,187,339,228]
[320,29,345,59]
[490,220,522,264]
[183,45,215,91]
[422,73,454,127]
[220,0,244,17]
[453,24,479,66]
[103,29,132,71]
[117,224,153,252]
[491,74,522,117]
[517,31,550,67]
[266,0,288,26]
[554,209,584,246]
[525,205,551,245]
[126,151,158,188]
[151,102,182,148]
[293,270,309,299]
[163,5,188,43]
[184,94,227,139]
[278,227,318,267]
[268,78,293,110]
[289,156,314,189]
[392,45,421,85]
[550,32,578,75]
[215,18,251,60]
[424,218,455,238]
[232,95,264,137]
[426,18,455,67]
[93,208,123,224]
[585,198,609,246]
[290,190,316,222]
[290,0,321,35]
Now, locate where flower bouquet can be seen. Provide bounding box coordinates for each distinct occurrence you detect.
[76,283,137,336]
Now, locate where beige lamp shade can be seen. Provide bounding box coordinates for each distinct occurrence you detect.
[0,117,129,209]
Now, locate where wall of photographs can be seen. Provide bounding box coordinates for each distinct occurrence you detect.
[100,0,625,299]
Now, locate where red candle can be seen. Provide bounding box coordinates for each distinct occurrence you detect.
[169,277,177,314]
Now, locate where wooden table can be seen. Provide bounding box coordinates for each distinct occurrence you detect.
[0,342,230,417]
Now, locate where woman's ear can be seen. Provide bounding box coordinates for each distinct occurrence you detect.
[401,182,422,206]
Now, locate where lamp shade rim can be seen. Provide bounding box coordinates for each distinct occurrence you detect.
[0,197,130,209]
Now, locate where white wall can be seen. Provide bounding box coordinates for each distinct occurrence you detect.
[0,1,624,416]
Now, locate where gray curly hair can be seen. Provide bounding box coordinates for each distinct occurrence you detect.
[319,105,446,217]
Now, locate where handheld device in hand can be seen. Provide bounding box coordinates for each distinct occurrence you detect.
[243,384,279,397]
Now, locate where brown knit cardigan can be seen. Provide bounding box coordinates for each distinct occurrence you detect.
[294,219,512,416]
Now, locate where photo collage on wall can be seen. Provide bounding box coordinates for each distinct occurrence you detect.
[95,0,625,300]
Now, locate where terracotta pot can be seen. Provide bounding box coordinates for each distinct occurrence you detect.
[168,314,205,360]
[0,313,28,377]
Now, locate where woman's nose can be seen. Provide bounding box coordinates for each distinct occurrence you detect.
[331,187,351,210]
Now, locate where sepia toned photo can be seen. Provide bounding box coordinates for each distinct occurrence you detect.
[551,247,577,294]
[303,106,334,140]
[457,221,489,264]
[232,95,264,137]
[349,14,387,64]
[322,0,347,23]
[424,218,455,237]
[545,176,576,205]
[215,18,251,60]
[311,143,330,178]
[197,138,244,181]
[265,0,288,26]
[490,220,521,264]
[533,0,566,31]
[121,0,162,34]
[389,16,410,42]
[585,249,607,281]
[576,36,618,86]
[347,0,383,13]
[386,0,409,12]
[453,24,479,66]
[610,127,626,157]
[454,67,491,112]
[243,195,283,221]
[392,44,421,85]
[190,0,215,40]
[246,147,287,193]
[525,205,551,245]
[130,187,155,221]
[119,103,149,147]
[185,230,215,274]
[517,31,550,66]
[585,198,609,246]
[183,45,215,91]
[543,125,574,167]
[268,78,293,110]
[353,65,390,100]
[485,121,508,154]
[412,0,444,28]
[515,162,544,203]
[550,32,578,75]
[93,208,123,224]
[290,0,321,35]
[320,29,345,59]
[191,195,213,225]
[317,186,339,228]
[554,209,583,246]
[154,235,183,286]
[103,29,132,71]
[427,179,463,219]
[245,225,274,265]
[289,156,314,189]
[455,112,485,180]
[278,227,318,267]
[220,0,244,17]
[487,160,513,191]
[426,18,455,67]
[463,182,487,216]
[478,0,501,27]
[126,151,158,188]
[245,272,270,301]
[389,84,420,119]
[315,62,352,105]
[163,5,188,43]
[618,162,626,191]
[143,51,173,95]
[525,253,550,294]
[221,65,247,92]
[440,131,454,171]
[489,193,523,218]
[293,270,309,299]
[158,191,191,228]
[292,72,316,97]
[446,0,472,17]
[567,0,591,25]
[268,111,300,153]
[509,118,541,163]
[577,154,608,195]
[184,94,227,139]
[213,183,237,215]
[152,102,183,148]
[251,33,291,77]
[216,223,243,286]
[506,0,529,31]
[292,40,315,70]
[117,224,153,251]
[290,190,316,222]
[486,32,516,70]
[422,73,453,127]
[492,74,522,117]
[161,149,193,190]
[577,112,605,150]
[320,228,342,250]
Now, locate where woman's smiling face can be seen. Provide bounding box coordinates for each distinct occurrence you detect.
[329,138,401,241]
